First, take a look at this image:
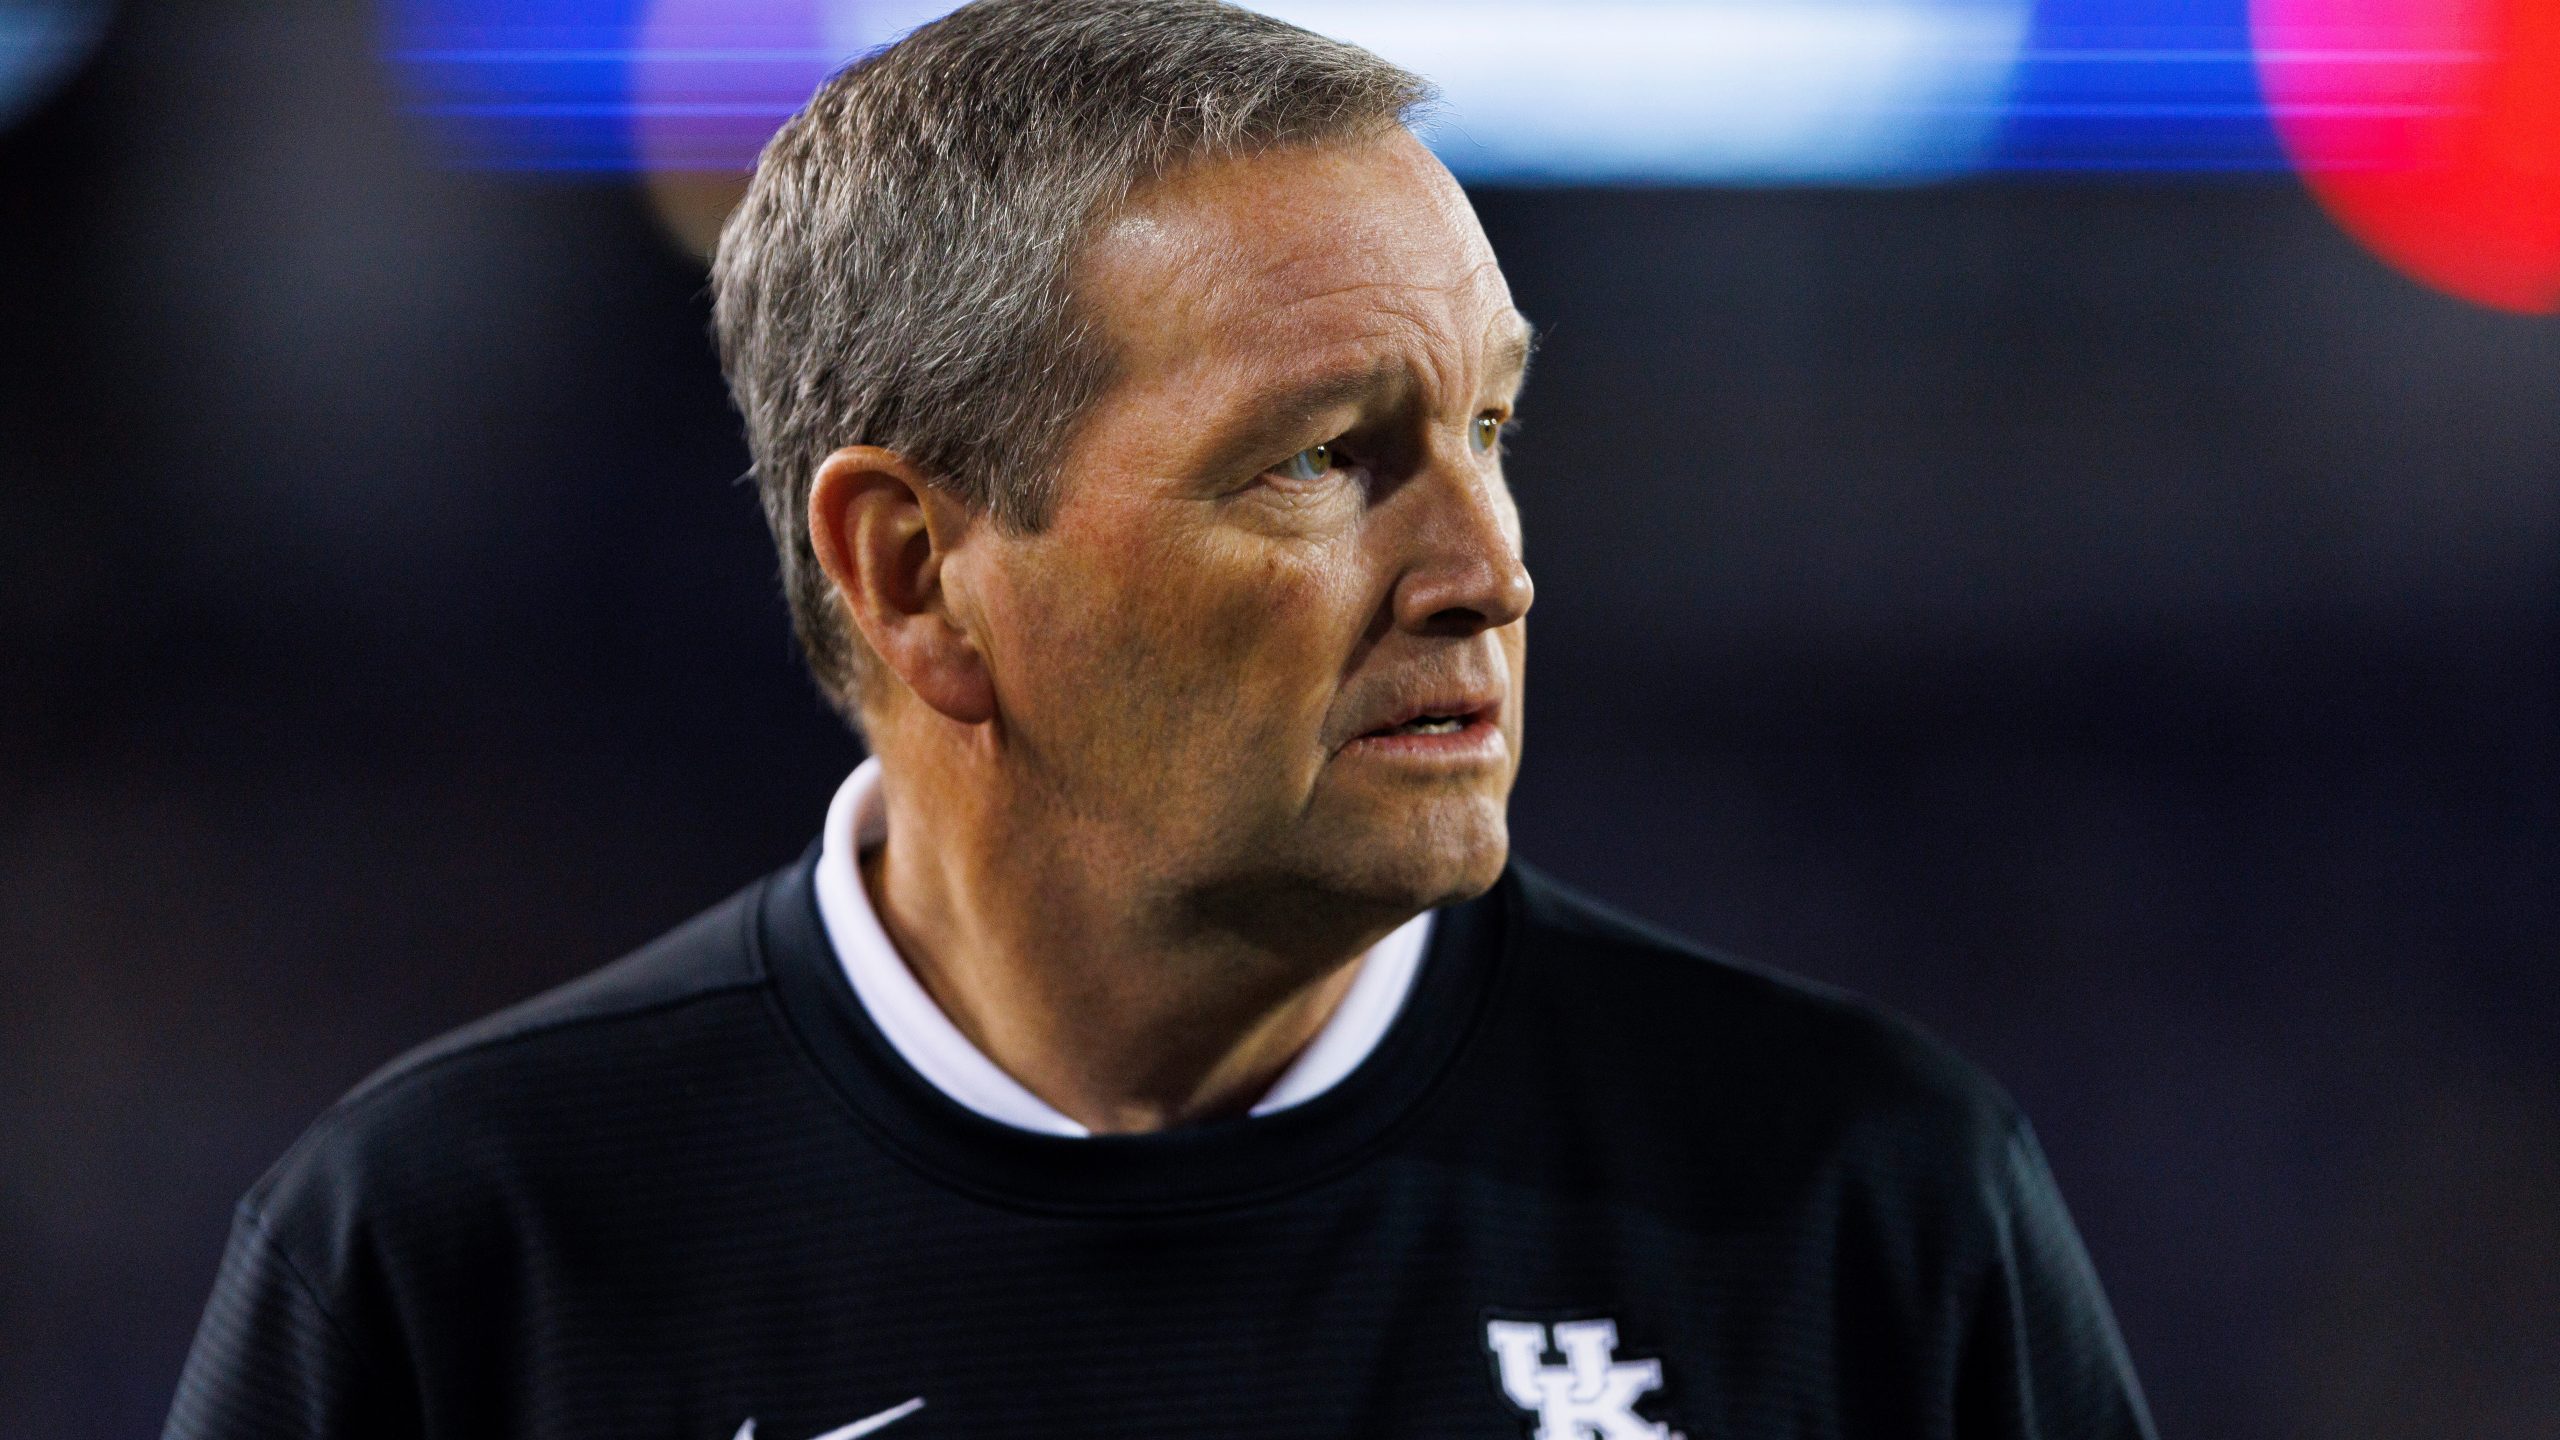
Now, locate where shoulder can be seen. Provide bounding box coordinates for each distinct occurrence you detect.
[1476,860,2024,1180]
[350,864,773,1089]
[237,866,794,1261]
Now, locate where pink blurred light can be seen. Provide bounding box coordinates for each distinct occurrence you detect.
[630,0,837,173]
[2255,0,2560,313]
[629,0,843,255]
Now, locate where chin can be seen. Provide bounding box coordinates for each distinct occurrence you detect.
[1182,792,1507,949]
[1312,790,1512,913]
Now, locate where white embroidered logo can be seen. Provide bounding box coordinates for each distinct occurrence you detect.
[1485,1319,1674,1440]
[732,1397,924,1440]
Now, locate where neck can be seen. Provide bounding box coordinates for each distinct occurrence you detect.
[862,743,1402,1135]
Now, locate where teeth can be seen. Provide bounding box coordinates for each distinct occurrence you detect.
[1397,716,1465,735]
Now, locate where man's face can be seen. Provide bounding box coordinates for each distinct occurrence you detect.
[953,129,1533,921]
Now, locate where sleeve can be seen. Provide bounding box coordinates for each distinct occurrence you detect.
[163,1205,422,1440]
[1952,1118,2158,1440]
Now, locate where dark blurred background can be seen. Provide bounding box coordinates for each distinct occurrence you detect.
[5,3,2555,1437]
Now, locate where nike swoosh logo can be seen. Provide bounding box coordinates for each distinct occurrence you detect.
[732,1397,925,1440]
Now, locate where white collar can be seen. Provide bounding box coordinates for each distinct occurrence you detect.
[809,756,1433,1137]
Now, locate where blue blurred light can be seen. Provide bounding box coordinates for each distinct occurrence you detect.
[1250,2,2033,182]
[385,0,652,170]
[0,0,114,134]
[382,0,2311,179]
[1990,0,2288,170]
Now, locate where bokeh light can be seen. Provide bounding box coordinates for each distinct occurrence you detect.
[627,0,838,255]
[0,0,114,134]
[386,0,2560,299]
[2256,0,2560,312]
[616,0,2035,254]
[402,0,2040,188]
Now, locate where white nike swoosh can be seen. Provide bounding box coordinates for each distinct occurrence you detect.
[731,1398,925,1440]
[813,1401,926,1440]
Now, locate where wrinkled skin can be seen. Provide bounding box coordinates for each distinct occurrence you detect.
[969,130,1534,920]
[810,128,1535,1128]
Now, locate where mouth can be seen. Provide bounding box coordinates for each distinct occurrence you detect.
[1366,711,1481,738]
[1356,694,1501,737]
[1340,697,1507,763]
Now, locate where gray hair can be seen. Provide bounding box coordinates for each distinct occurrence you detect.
[709,0,1432,721]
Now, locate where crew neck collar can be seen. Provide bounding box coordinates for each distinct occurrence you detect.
[759,847,1512,1216]
[809,756,1434,1137]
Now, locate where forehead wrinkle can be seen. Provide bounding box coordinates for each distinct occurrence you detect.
[1484,312,1537,392]
[1233,262,1512,398]
[1077,138,1521,454]
[1122,270,1523,449]
[1231,236,1503,319]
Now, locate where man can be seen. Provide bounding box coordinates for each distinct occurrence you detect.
[168,2,2154,1437]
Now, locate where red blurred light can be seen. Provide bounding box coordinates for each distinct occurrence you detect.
[2256,0,2560,313]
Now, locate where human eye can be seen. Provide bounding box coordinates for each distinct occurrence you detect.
[1470,410,1517,457]
[1273,439,1345,483]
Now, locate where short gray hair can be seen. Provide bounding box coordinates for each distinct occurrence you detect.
[709,0,1432,721]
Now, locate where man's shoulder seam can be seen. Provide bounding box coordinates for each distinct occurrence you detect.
[276,873,783,1168]
[365,974,772,1095]
[1503,860,2026,1132]
[1509,859,1850,996]
[226,1198,396,1389]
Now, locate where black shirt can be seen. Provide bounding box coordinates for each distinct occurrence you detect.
[166,853,2154,1439]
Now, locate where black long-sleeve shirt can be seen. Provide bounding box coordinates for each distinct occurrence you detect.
[167,853,2154,1439]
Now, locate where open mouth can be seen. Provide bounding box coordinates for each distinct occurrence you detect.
[1348,700,1501,748]
[1338,698,1506,765]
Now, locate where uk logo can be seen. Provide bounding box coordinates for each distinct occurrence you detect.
[1484,1317,1679,1440]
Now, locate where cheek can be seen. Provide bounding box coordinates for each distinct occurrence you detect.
[1126,527,1359,728]
[1498,621,1528,747]
[1004,506,1366,756]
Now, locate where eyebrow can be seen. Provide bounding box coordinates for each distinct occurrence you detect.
[1192,362,1407,480]
[1196,314,1542,478]
[1489,316,1540,388]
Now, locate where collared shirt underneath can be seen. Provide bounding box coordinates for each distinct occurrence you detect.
[809,756,1433,1137]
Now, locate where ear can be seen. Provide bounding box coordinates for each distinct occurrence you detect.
[806,446,997,726]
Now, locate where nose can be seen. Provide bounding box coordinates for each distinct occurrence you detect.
[1390,465,1535,636]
